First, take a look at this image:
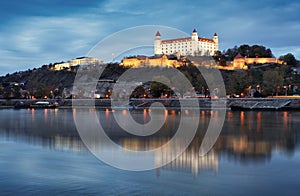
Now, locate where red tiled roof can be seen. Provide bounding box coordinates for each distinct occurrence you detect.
[234,53,244,59]
[198,37,214,43]
[161,37,192,44]
[161,37,215,44]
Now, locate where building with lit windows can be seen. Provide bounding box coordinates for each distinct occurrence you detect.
[154,29,218,56]
[52,57,103,71]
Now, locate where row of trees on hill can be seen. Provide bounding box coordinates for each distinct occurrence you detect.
[214,45,298,66]
[224,45,273,59]
[214,44,273,63]
[223,64,300,97]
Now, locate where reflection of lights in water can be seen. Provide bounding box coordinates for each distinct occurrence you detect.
[105,108,109,117]
[256,112,261,132]
[44,109,48,116]
[44,109,48,123]
[156,147,218,176]
[3,109,297,175]
[240,111,245,126]
[53,135,85,152]
[31,109,35,123]
[232,136,248,153]
[283,112,288,128]
[185,109,189,116]
[122,109,127,115]
[224,135,271,157]
[201,110,205,119]
[73,108,76,117]
[227,111,233,119]
[171,110,176,116]
[164,109,168,117]
[143,109,147,122]
[120,138,218,176]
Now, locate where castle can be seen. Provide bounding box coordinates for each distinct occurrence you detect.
[232,53,284,69]
[121,55,185,68]
[154,29,218,56]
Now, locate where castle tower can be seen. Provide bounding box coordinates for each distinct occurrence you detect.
[154,31,162,55]
[191,29,198,41]
[191,29,199,55]
[213,33,219,52]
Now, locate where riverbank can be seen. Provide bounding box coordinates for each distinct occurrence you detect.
[2,98,300,110]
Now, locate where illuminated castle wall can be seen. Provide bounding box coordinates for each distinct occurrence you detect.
[121,55,184,67]
[233,53,284,69]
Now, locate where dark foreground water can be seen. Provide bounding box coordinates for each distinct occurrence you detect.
[0,108,300,195]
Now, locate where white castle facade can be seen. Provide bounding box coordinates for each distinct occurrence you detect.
[154,29,218,56]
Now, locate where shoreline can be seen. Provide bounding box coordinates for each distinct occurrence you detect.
[1,97,300,110]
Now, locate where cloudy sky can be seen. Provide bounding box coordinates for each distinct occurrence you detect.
[0,0,299,75]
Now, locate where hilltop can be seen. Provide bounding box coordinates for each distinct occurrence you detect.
[1,45,299,99]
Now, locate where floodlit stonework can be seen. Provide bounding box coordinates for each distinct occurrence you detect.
[232,53,284,69]
[121,54,186,67]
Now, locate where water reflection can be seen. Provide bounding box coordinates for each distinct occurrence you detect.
[0,109,300,176]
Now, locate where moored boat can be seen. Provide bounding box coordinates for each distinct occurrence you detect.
[29,101,58,109]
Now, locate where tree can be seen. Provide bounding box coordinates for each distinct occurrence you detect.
[263,70,284,96]
[131,86,146,98]
[150,82,169,97]
[280,53,297,66]
[13,85,21,99]
[227,71,251,95]
[224,45,273,60]
[214,51,227,66]
[33,84,52,99]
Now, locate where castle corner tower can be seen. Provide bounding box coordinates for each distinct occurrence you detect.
[154,31,162,55]
[213,33,219,53]
[191,29,198,41]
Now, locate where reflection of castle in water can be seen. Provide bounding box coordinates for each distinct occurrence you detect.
[157,147,218,176]
[121,138,218,176]
[52,135,86,152]
[1,109,300,176]
[215,111,299,163]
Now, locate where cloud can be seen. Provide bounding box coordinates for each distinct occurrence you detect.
[0,0,300,75]
[101,0,145,15]
[0,14,109,75]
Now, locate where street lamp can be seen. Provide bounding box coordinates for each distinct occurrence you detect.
[283,86,287,96]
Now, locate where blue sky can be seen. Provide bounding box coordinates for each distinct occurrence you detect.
[0,0,299,75]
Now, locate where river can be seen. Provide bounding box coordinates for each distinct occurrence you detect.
[0,108,299,195]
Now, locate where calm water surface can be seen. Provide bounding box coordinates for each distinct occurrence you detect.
[0,108,300,195]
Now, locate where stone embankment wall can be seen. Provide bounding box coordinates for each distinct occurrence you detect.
[2,98,300,109]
